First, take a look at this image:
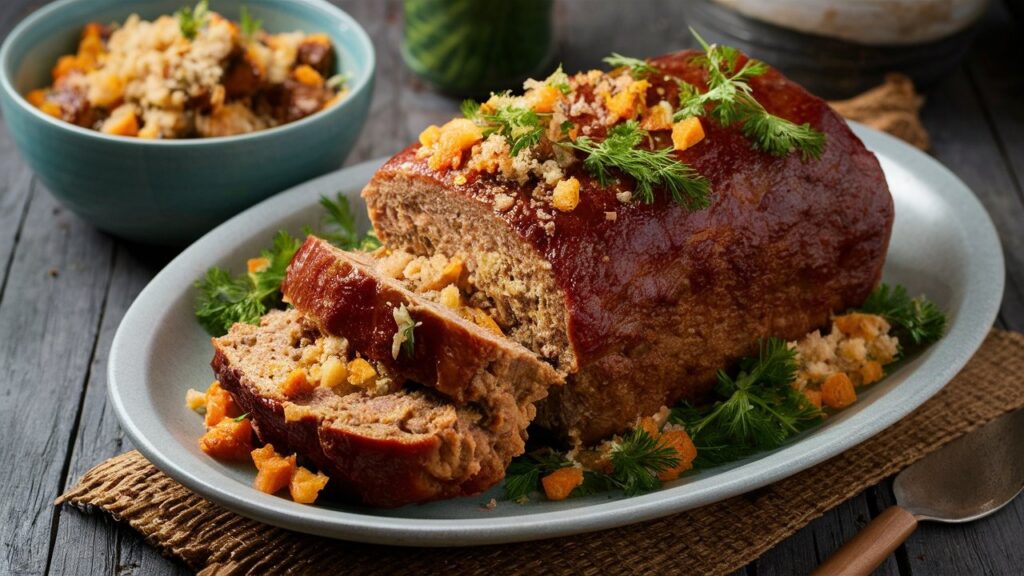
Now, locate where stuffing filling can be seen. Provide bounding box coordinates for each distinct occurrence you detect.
[26,8,346,138]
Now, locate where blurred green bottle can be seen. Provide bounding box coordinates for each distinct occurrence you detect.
[402,0,555,97]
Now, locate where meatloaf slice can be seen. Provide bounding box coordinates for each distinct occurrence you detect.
[281,236,562,425]
[212,309,521,507]
[363,49,894,444]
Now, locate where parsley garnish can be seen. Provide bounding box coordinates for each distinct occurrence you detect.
[859,283,946,350]
[462,96,545,157]
[545,65,571,95]
[193,230,302,337]
[671,338,824,468]
[239,6,262,39]
[603,53,658,78]
[569,121,711,208]
[503,428,679,500]
[233,413,249,422]
[194,195,378,336]
[674,29,825,160]
[176,0,209,40]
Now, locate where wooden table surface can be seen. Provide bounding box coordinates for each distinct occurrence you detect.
[1,1,1022,574]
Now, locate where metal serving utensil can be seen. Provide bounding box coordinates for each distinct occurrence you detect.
[813,409,1024,576]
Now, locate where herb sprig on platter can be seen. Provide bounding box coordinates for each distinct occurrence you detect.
[859,283,946,352]
[193,193,377,336]
[176,0,210,40]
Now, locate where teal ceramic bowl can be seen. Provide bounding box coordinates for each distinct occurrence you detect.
[0,0,375,245]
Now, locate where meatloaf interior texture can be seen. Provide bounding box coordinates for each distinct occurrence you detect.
[363,49,894,445]
[212,309,522,507]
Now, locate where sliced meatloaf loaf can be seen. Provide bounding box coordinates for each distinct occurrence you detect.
[212,309,522,507]
[362,49,894,444]
[281,236,562,428]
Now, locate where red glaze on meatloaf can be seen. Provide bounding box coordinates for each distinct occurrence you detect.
[364,50,894,444]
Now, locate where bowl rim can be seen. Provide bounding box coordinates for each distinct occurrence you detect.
[0,0,376,147]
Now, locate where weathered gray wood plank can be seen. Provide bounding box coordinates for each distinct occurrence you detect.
[0,121,34,302]
[0,183,114,575]
[47,245,187,576]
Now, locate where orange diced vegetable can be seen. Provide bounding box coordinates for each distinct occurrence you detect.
[290,466,330,504]
[252,445,297,494]
[422,258,465,291]
[672,117,705,152]
[525,84,560,113]
[656,429,698,481]
[833,312,885,341]
[640,101,674,131]
[204,381,240,427]
[293,64,324,87]
[26,89,47,107]
[305,33,331,46]
[199,418,253,460]
[347,358,377,387]
[803,388,823,408]
[418,124,441,148]
[604,79,650,120]
[821,372,857,409]
[637,416,660,439]
[247,257,270,273]
[101,110,138,137]
[552,177,581,212]
[468,307,503,336]
[427,118,484,171]
[541,467,584,501]
[280,368,315,398]
[860,361,884,386]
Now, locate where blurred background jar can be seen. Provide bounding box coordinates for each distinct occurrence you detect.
[684,0,991,98]
[401,0,555,97]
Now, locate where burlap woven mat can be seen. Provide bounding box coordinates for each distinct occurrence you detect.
[57,330,1024,575]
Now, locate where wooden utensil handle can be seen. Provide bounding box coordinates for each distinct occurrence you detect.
[812,506,918,576]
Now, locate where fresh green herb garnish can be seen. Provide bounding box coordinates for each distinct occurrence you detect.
[569,120,711,208]
[545,64,571,95]
[671,338,824,468]
[308,192,382,251]
[194,195,378,336]
[233,413,249,422]
[503,450,573,501]
[674,29,825,160]
[859,283,947,350]
[603,53,658,78]
[462,96,546,157]
[176,0,210,40]
[391,304,421,360]
[239,5,262,38]
[194,230,302,337]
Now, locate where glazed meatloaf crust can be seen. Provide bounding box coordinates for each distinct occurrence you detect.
[282,236,562,424]
[212,309,522,507]
[363,50,894,444]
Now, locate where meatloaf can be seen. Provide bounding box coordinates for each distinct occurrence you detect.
[362,50,894,444]
[282,236,562,426]
[212,309,523,507]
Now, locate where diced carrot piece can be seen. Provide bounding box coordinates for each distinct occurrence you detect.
[199,418,253,460]
[525,84,560,113]
[289,466,330,504]
[101,111,138,137]
[39,102,63,118]
[280,368,315,398]
[657,429,697,481]
[672,117,705,152]
[833,312,885,341]
[347,359,377,387]
[605,79,650,120]
[637,416,660,439]
[541,467,584,501]
[247,257,270,273]
[26,89,47,107]
[293,64,324,87]
[860,361,884,386]
[640,101,674,131]
[418,124,441,148]
[469,308,503,336]
[822,372,857,409]
[252,446,297,495]
[51,55,80,80]
[305,33,331,46]
[204,381,240,427]
[552,177,581,212]
[422,257,465,291]
[803,388,823,408]
[427,118,484,171]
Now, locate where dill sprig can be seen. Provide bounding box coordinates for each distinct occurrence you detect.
[462,96,545,157]
[239,6,262,39]
[676,29,825,160]
[176,0,209,40]
[858,283,947,350]
[194,230,302,336]
[569,121,711,208]
[603,53,658,78]
[671,338,824,468]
